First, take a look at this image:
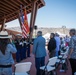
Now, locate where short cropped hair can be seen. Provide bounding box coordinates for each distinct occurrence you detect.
[51,33,55,38]
[37,31,42,36]
[55,33,59,36]
[70,29,76,35]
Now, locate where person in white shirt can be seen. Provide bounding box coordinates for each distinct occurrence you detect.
[55,33,61,56]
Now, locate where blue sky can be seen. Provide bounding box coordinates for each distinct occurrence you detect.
[6,0,76,28]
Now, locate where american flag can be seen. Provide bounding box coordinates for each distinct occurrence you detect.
[20,8,29,38]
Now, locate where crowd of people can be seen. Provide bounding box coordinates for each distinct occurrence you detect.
[33,29,76,75]
[0,29,76,75]
[13,35,30,62]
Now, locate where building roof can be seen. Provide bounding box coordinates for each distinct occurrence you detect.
[0,0,45,24]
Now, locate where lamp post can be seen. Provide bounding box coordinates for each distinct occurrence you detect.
[34,25,37,37]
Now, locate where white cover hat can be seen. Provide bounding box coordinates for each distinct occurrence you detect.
[0,31,12,38]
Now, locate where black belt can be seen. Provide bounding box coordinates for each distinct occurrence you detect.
[0,64,12,68]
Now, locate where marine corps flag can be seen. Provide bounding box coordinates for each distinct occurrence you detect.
[21,8,30,38]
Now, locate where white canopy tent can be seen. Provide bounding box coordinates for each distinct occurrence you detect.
[56,31,66,37]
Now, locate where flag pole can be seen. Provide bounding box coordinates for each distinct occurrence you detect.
[18,12,22,31]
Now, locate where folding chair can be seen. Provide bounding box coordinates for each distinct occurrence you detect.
[40,56,57,75]
[57,46,69,72]
[14,62,32,75]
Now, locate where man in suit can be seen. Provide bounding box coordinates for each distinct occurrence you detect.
[33,31,46,75]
